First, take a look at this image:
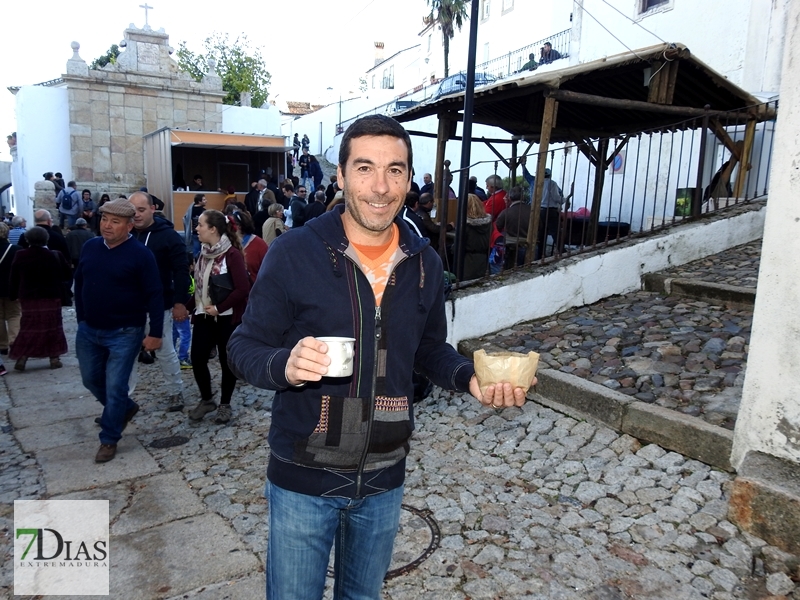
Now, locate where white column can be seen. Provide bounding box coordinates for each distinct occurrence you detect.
[731,1,800,469]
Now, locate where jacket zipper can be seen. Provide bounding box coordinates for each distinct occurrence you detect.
[355,304,381,497]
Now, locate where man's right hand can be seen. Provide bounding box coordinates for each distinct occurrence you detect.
[285,337,332,386]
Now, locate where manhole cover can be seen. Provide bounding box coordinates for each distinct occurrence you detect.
[326,504,440,580]
[150,435,190,448]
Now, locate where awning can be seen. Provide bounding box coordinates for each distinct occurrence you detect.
[147,128,293,152]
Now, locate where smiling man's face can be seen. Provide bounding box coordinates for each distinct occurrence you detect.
[338,135,411,245]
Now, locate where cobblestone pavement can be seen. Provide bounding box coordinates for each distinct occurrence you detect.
[3,240,800,599]
[660,240,761,288]
[473,241,763,430]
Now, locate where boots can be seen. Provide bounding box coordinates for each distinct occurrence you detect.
[50,357,63,369]
[14,357,27,372]
[188,400,217,421]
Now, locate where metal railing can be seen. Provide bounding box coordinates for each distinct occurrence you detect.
[441,100,777,281]
[474,28,571,79]
[340,28,572,129]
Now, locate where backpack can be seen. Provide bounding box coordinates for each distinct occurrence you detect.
[60,189,77,211]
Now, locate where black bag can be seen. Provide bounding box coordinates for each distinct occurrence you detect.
[208,272,234,306]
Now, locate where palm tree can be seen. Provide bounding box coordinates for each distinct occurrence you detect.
[427,0,470,78]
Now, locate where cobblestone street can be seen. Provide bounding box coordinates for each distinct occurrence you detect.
[1,239,798,599]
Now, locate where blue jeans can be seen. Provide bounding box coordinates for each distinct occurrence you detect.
[266,482,403,600]
[172,317,191,361]
[76,322,143,445]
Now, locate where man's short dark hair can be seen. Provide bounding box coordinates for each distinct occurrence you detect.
[405,191,419,209]
[67,180,77,188]
[193,194,205,204]
[315,191,326,203]
[25,226,49,247]
[419,192,433,206]
[544,42,552,48]
[82,189,92,197]
[339,115,412,179]
[283,182,294,193]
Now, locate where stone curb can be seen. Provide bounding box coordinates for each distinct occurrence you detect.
[458,339,734,471]
[642,273,756,308]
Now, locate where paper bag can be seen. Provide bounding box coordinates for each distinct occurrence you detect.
[473,349,539,396]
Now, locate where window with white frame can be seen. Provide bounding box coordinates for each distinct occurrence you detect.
[371,74,375,89]
[639,0,672,15]
[481,0,490,21]
[483,42,490,63]
[502,0,513,14]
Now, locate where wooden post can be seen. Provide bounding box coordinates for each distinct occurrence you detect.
[510,139,518,187]
[588,138,609,246]
[525,95,557,264]
[693,107,711,218]
[733,119,757,198]
[433,115,451,209]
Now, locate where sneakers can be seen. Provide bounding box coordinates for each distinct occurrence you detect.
[179,359,193,370]
[214,404,232,424]
[95,443,117,463]
[166,393,185,412]
[0,363,6,376]
[188,400,217,421]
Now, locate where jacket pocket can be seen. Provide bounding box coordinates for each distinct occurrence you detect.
[292,395,412,471]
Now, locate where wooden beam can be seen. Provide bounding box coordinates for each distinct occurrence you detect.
[483,139,511,170]
[510,139,518,187]
[525,96,558,264]
[665,60,680,105]
[547,89,748,120]
[709,119,742,161]
[433,116,453,211]
[405,130,514,144]
[733,119,757,198]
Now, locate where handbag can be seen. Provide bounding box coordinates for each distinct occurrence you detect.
[208,272,234,306]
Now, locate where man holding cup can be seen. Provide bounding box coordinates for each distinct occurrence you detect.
[228,115,530,599]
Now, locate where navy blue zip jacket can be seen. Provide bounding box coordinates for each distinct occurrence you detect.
[228,206,474,499]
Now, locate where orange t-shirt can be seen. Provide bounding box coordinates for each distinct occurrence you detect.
[349,224,401,306]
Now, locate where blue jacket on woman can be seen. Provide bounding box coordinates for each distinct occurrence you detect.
[228,206,474,499]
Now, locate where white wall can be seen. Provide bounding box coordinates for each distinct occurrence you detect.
[445,203,766,347]
[732,0,800,468]
[12,85,71,224]
[221,104,282,136]
[572,0,783,94]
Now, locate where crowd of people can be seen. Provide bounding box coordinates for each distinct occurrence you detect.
[14,116,535,599]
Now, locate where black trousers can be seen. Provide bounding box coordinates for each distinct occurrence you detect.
[191,314,237,405]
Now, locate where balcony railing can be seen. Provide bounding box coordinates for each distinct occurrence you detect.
[474,28,571,79]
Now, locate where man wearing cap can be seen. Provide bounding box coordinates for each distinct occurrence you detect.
[65,217,94,268]
[129,191,191,412]
[74,199,164,463]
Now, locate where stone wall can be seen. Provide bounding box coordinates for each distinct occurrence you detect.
[61,26,224,195]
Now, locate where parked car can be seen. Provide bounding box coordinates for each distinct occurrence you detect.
[432,72,498,100]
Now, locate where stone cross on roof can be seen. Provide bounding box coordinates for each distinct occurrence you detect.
[139,3,153,26]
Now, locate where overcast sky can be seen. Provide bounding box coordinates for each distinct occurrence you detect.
[1,0,431,161]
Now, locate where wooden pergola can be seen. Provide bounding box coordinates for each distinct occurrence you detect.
[394,43,775,265]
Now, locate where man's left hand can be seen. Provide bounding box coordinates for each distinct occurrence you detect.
[142,336,162,352]
[469,375,535,409]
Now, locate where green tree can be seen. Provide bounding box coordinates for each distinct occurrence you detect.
[90,44,121,70]
[177,33,271,108]
[426,0,469,78]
